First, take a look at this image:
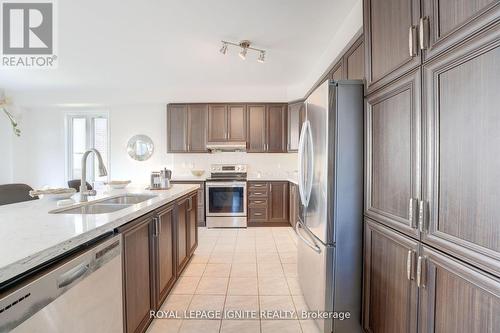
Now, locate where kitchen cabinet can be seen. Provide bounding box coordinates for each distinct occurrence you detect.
[287,101,304,152]
[365,68,421,239]
[155,204,176,307]
[329,60,344,81]
[421,25,500,277]
[246,104,267,152]
[363,219,419,333]
[421,0,499,61]
[363,219,500,333]
[187,193,198,257]
[248,181,289,224]
[247,104,287,153]
[418,245,500,333]
[289,183,299,228]
[171,181,205,226]
[176,196,189,275]
[344,35,364,81]
[363,0,422,92]
[120,214,156,333]
[167,104,207,153]
[208,104,247,142]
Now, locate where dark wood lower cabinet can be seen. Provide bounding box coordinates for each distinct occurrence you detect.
[156,204,176,307]
[364,218,500,333]
[268,182,289,223]
[120,214,156,333]
[119,190,198,333]
[247,181,289,225]
[363,219,419,333]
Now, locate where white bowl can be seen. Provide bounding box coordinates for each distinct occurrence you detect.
[40,190,76,200]
[191,169,205,177]
[106,180,131,189]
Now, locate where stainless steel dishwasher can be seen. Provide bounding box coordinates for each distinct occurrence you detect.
[0,234,123,333]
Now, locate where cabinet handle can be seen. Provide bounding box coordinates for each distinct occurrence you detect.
[418,200,426,233]
[408,25,417,57]
[408,198,417,228]
[406,250,414,280]
[419,17,429,50]
[417,256,426,288]
[254,213,263,216]
[153,217,160,237]
[188,198,193,211]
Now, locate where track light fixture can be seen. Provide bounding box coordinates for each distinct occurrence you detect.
[219,40,266,63]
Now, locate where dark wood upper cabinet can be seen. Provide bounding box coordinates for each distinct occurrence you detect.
[176,197,189,275]
[120,215,155,333]
[156,204,176,307]
[365,68,421,239]
[363,219,419,333]
[268,182,289,223]
[187,104,208,152]
[421,25,500,277]
[227,104,247,141]
[207,104,227,142]
[364,0,422,92]
[247,104,267,152]
[418,245,500,333]
[421,0,499,60]
[266,104,287,152]
[167,104,188,152]
[344,36,365,80]
[287,101,304,152]
[329,60,344,81]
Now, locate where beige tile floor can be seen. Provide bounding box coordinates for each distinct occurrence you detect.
[147,227,321,333]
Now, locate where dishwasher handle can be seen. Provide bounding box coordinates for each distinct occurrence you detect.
[57,263,90,289]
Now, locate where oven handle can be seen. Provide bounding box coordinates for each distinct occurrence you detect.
[205,182,247,187]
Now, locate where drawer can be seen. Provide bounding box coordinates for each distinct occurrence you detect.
[248,182,267,189]
[248,188,268,198]
[249,198,268,207]
[248,207,268,221]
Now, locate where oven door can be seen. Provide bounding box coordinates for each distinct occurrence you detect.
[206,182,247,217]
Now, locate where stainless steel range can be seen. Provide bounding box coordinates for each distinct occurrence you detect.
[205,164,247,228]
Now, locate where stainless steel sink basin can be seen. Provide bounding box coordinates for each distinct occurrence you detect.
[99,194,157,205]
[53,203,132,214]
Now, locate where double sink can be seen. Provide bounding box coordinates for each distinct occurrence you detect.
[51,194,157,214]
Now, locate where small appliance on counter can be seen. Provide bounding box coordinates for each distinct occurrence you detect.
[149,168,172,190]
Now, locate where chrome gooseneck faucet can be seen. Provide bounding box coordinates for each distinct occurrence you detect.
[80,149,108,202]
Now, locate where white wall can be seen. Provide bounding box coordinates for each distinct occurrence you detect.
[8,105,297,188]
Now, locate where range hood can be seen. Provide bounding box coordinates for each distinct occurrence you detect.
[206,142,247,152]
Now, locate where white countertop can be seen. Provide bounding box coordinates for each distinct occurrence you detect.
[172,175,298,185]
[0,184,199,286]
[247,177,298,185]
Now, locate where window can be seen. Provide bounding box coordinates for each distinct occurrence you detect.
[66,113,109,184]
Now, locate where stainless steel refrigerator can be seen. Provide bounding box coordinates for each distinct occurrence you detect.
[296,80,363,333]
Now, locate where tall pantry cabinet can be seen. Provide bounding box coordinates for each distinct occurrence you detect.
[362,0,500,332]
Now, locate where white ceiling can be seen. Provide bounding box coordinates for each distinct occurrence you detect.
[0,0,361,105]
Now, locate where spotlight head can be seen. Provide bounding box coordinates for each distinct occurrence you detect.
[239,48,247,60]
[219,42,228,55]
[257,51,265,63]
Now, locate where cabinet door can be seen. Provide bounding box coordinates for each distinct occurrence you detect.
[365,69,421,239]
[208,104,227,142]
[287,101,304,152]
[329,60,344,81]
[344,35,365,80]
[121,216,155,333]
[187,104,208,152]
[267,104,287,152]
[422,25,500,276]
[363,219,419,333]
[167,104,188,152]
[176,197,189,275]
[156,204,176,306]
[187,194,198,256]
[227,104,247,141]
[247,104,267,152]
[364,0,421,92]
[418,245,500,333]
[422,0,499,60]
[268,182,289,223]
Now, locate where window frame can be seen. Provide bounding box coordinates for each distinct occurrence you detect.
[65,112,110,184]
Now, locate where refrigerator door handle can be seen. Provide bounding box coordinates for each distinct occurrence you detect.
[295,219,321,253]
[304,120,314,206]
[298,120,308,206]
